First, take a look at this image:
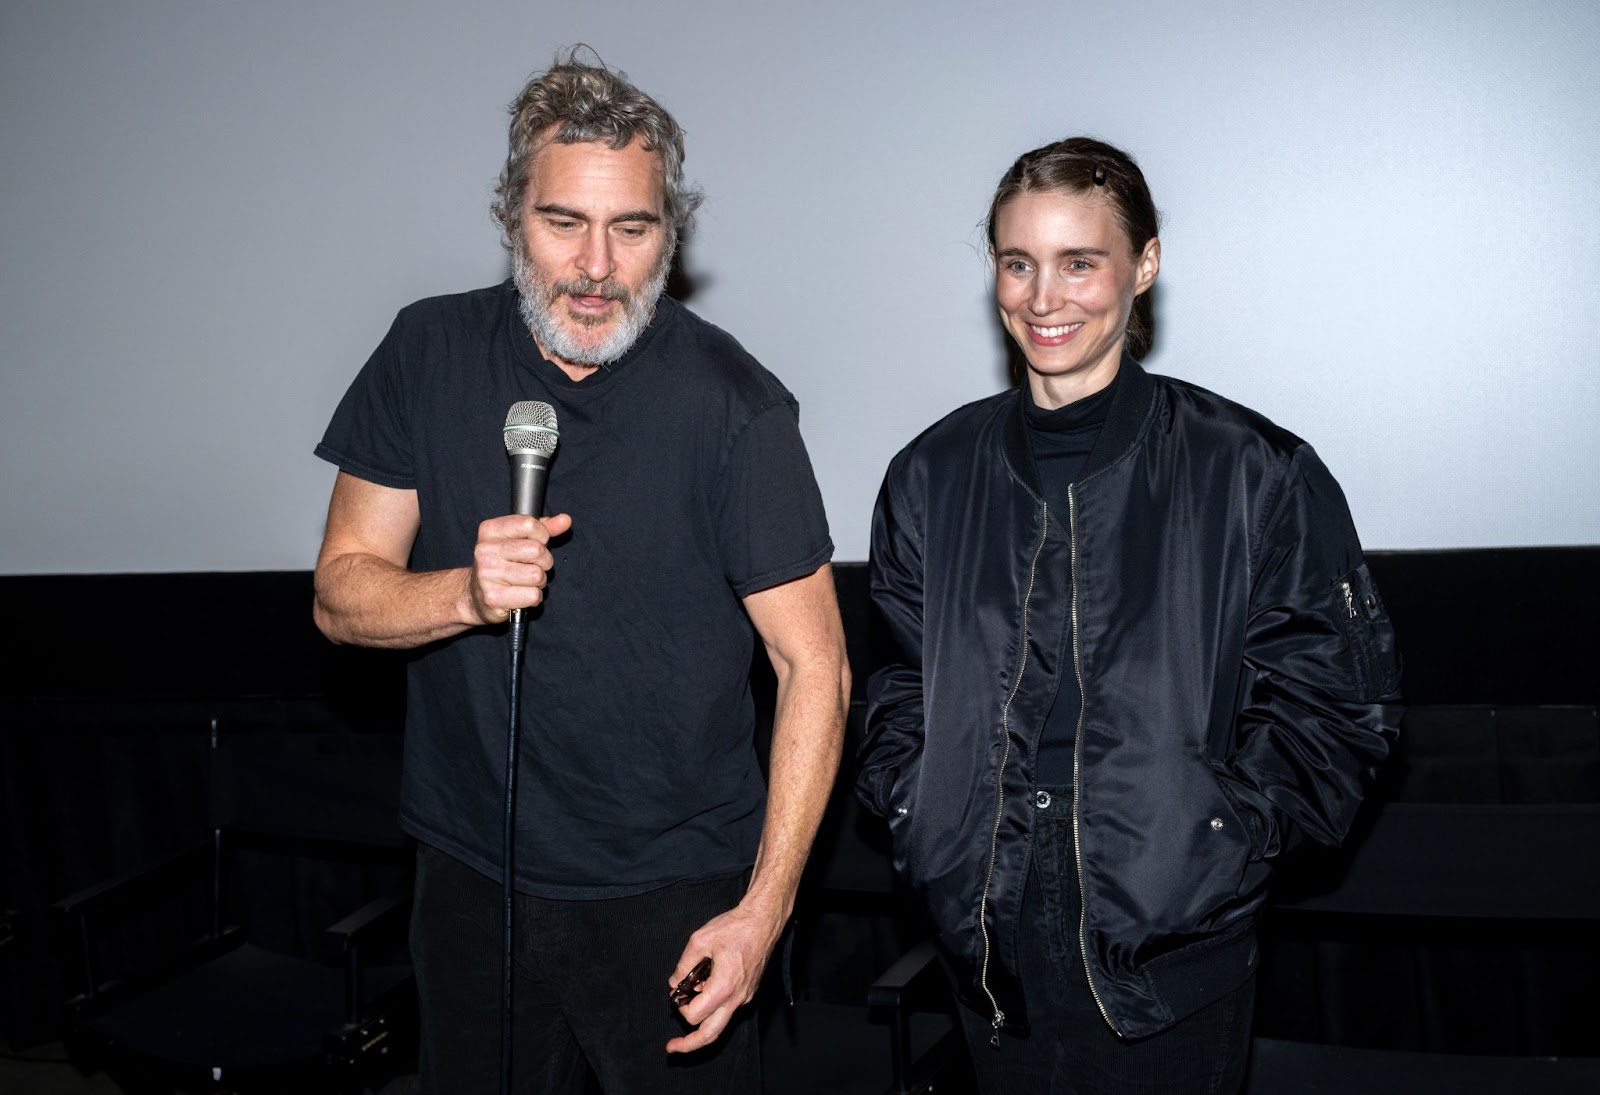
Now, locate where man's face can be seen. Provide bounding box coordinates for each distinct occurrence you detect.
[513,134,672,374]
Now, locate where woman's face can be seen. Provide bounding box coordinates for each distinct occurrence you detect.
[992,188,1159,407]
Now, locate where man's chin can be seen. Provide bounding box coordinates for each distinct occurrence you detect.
[551,327,626,367]
[558,321,617,350]
[561,306,620,331]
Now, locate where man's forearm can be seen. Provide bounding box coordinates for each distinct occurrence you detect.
[313,552,478,649]
[742,655,850,922]
[665,568,850,1054]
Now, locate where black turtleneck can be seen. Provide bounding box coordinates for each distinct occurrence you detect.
[1024,369,1119,787]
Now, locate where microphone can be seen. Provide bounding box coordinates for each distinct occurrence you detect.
[503,401,559,629]
[503,401,559,517]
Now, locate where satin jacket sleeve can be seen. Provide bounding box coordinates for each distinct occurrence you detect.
[856,457,926,816]
[1214,444,1404,859]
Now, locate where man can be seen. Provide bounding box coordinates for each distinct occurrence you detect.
[313,52,848,1094]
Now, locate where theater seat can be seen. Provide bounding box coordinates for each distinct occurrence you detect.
[55,715,415,1094]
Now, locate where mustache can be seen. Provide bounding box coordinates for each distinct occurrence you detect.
[549,276,630,304]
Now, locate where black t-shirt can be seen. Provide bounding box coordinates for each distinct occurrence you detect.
[1024,373,1116,786]
[316,282,833,897]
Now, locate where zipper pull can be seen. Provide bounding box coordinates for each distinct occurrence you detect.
[1340,580,1357,620]
[990,1009,1005,1048]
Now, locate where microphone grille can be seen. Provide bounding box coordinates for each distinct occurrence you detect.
[504,400,559,456]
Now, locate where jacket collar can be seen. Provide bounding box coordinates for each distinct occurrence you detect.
[1002,353,1158,495]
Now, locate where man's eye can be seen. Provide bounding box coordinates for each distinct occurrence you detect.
[617,225,648,239]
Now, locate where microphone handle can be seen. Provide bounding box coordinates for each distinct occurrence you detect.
[508,452,551,630]
[510,452,551,517]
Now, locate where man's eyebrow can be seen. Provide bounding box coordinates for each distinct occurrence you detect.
[533,203,662,225]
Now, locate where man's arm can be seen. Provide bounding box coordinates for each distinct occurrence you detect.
[312,470,571,649]
[665,563,850,1053]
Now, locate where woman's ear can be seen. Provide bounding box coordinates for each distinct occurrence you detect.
[1134,237,1161,295]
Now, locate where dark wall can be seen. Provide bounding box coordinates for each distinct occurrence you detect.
[1364,548,1599,704]
[0,571,406,713]
[3,548,1597,1050]
[4,547,1595,704]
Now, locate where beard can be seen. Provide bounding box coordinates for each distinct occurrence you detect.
[513,236,671,367]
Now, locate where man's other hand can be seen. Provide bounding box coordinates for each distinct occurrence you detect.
[664,898,785,1053]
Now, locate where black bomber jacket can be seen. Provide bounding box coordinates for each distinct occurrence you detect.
[858,360,1403,1040]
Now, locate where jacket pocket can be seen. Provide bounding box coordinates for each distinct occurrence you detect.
[881,756,924,879]
[1331,562,1401,700]
[1207,762,1275,865]
[859,764,898,817]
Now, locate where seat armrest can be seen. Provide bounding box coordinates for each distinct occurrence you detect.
[867,938,960,1095]
[52,841,209,922]
[867,937,942,1009]
[323,894,406,961]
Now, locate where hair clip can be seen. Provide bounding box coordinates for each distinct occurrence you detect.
[1091,163,1108,186]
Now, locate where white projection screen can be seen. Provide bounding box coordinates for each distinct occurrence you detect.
[3,1,1597,574]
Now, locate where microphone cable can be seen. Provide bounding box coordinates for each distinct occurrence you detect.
[497,400,557,1095]
[501,606,529,1095]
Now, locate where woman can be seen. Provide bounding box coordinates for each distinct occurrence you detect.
[858,138,1401,1093]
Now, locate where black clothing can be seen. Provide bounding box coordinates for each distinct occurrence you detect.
[1023,371,1118,490]
[954,787,1254,1094]
[859,359,1401,1040]
[318,282,832,898]
[409,844,757,1095]
[1023,376,1117,785]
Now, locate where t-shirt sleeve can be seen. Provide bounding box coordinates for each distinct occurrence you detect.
[716,398,833,597]
[313,314,416,490]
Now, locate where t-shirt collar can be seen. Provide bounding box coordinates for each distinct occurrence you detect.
[507,280,678,390]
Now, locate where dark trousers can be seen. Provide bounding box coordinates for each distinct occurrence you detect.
[956,787,1255,1095]
[410,842,758,1095]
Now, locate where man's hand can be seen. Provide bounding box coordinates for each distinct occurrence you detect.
[664,897,786,1053]
[313,471,578,649]
[467,512,573,624]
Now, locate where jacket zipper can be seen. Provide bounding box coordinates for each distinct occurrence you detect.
[977,501,1051,1046]
[1068,485,1119,1034]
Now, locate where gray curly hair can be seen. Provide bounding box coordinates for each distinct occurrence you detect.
[492,48,703,252]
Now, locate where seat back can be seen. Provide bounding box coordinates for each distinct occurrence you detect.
[208,716,405,850]
[202,707,408,956]
[1249,704,1600,1093]
[1275,801,1600,920]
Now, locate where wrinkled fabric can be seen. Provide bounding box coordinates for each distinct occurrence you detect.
[858,360,1402,1040]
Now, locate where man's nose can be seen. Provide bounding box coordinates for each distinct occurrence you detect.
[576,228,615,284]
